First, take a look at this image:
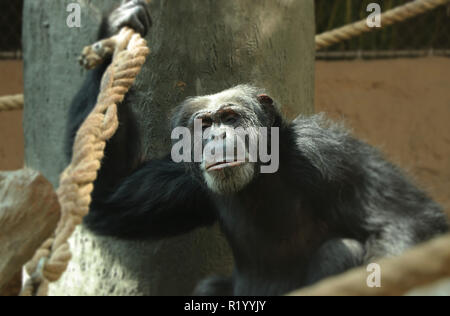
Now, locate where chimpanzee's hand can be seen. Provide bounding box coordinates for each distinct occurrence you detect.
[108,0,152,37]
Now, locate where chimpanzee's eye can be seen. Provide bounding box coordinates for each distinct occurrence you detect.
[224,115,238,125]
[201,118,212,130]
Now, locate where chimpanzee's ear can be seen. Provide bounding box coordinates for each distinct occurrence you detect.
[257,94,282,127]
[257,94,274,107]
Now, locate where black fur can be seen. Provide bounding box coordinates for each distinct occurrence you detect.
[66,2,448,296]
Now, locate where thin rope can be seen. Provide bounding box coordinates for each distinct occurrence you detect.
[20,27,149,296]
[316,0,450,50]
[0,94,24,111]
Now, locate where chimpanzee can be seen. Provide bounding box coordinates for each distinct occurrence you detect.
[65,0,448,296]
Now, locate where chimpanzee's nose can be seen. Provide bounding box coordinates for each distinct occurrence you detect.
[217,130,227,139]
[211,128,227,140]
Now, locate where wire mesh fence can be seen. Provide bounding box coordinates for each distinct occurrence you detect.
[315,0,450,59]
[0,1,448,60]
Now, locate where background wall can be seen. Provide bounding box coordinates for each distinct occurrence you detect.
[0,57,449,214]
[315,57,450,215]
[0,60,23,170]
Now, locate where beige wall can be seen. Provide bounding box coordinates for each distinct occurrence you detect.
[0,60,23,170]
[316,57,450,214]
[0,57,449,214]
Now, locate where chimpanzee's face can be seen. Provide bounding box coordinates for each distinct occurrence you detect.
[171,85,280,194]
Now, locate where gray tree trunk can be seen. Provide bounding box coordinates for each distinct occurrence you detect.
[23,0,315,295]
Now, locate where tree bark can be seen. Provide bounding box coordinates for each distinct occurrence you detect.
[23,0,315,295]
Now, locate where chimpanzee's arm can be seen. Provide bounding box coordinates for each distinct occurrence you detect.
[84,157,217,239]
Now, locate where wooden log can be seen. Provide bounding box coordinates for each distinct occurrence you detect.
[0,169,60,292]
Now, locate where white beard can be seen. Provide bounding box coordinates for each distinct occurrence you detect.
[203,163,255,194]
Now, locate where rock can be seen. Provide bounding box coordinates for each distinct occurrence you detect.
[0,169,60,292]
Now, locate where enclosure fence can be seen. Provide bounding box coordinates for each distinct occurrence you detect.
[1,0,449,60]
[315,0,450,59]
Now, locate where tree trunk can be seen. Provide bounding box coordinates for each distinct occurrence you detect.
[23,0,315,295]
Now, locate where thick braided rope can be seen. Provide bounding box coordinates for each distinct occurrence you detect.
[289,233,450,296]
[316,0,450,50]
[20,27,149,296]
[0,94,24,111]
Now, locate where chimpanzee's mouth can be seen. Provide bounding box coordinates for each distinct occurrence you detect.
[206,161,246,171]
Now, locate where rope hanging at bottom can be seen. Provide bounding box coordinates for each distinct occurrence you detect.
[289,233,450,296]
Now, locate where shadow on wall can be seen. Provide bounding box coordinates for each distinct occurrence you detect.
[0,57,449,216]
